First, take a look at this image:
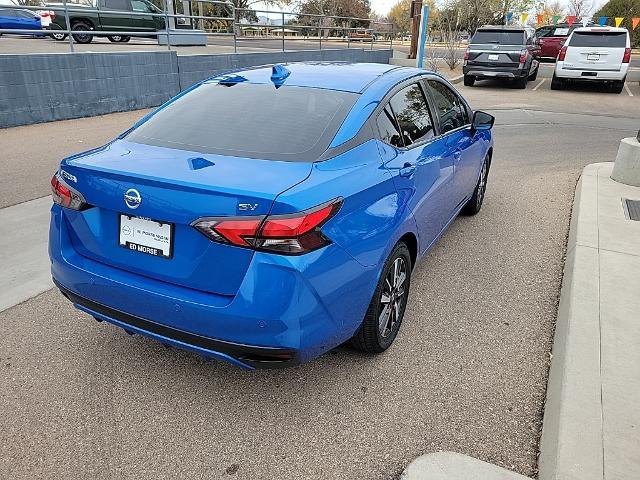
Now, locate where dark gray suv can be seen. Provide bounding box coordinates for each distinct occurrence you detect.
[463,26,541,88]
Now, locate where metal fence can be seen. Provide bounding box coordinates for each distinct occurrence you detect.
[0,1,394,54]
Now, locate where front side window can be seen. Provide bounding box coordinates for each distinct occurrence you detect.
[131,0,152,12]
[426,81,468,134]
[387,83,435,147]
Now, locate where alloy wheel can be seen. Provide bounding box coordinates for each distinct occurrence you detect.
[378,257,407,338]
[476,159,488,209]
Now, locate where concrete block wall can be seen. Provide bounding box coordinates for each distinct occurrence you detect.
[0,51,180,128]
[0,48,392,128]
[177,48,394,89]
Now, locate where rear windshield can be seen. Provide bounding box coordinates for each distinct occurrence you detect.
[569,31,627,47]
[126,82,357,161]
[471,30,525,45]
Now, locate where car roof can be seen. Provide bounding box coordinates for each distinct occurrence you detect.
[571,26,628,33]
[477,25,526,31]
[207,62,409,94]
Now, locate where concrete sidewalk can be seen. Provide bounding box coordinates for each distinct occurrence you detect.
[402,162,640,480]
[539,162,640,480]
[0,196,52,312]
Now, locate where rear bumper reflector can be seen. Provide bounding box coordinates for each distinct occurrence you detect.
[54,280,298,369]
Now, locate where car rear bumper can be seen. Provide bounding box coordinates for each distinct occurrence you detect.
[49,204,378,369]
[555,63,628,81]
[463,64,529,79]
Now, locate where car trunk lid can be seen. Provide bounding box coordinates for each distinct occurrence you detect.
[564,30,627,71]
[59,140,312,296]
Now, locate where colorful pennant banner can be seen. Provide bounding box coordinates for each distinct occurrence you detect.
[510,12,640,30]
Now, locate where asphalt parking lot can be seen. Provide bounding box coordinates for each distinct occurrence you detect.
[1,81,638,480]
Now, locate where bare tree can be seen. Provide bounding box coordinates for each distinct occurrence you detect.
[567,0,593,18]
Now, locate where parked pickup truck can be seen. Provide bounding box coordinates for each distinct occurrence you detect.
[49,0,164,44]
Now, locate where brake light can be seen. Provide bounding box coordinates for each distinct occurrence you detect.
[519,49,528,63]
[622,48,631,63]
[50,171,88,210]
[463,48,470,61]
[558,46,567,61]
[192,198,342,255]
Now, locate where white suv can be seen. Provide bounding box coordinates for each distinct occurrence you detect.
[551,26,631,93]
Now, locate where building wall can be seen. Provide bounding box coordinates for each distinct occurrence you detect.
[0,48,392,128]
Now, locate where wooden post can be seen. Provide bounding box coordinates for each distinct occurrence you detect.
[408,0,422,60]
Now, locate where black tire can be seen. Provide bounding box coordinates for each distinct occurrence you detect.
[108,35,123,42]
[528,65,538,81]
[463,75,475,87]
[71,21,93,44]
[351,242,412,353]
[461,154,490,216]
[550,73,564,90]
[119,36,130,42]
[49,24,67,41]
[611,80,624,94]
[513,76,527,89]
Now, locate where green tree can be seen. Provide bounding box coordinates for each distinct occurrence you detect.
[594,0,640,47]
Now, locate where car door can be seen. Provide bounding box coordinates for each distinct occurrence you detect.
[375,80,456,253]
[99,0,132,32]
[425,79,481,208]
[130,0,157,31]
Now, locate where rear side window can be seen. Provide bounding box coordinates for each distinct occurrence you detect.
[387,83,435,146]
[427,81,468,134]
[126,83,357,161]
[104,0,131,11]
[569,31,627,47]
[471,30,525,45]
[376,107,404,148]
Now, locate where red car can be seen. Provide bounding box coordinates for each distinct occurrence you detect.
[535,23,593,60]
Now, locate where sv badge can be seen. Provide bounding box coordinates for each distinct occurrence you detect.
[238,203,259,211]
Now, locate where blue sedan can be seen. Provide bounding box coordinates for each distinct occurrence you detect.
[49,62,494,369]
[0,7,42,35]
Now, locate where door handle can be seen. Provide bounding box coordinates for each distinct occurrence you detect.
[399,162,416,178]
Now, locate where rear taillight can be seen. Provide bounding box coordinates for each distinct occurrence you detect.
[622,48,631,63]
[558,46,567,61]
[519,49,528,63]
[463,48,470,61]
[51,171,87,210]
[192,198,342,255]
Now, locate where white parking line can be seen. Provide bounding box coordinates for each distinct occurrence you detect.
[533,79,546,91]
[624,83,634,97]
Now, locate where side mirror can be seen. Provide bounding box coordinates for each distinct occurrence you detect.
[472,111,494,131]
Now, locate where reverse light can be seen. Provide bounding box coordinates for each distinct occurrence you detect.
[50,171,88,210]
[192,198,342,255]
[558,46,567,61]
[622,48,631,63]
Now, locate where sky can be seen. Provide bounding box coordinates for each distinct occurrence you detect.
[252,0,609,19]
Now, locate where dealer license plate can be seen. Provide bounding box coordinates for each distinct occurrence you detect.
[488,54,499,61]
[119,214,172,259]
[587,54,599,61]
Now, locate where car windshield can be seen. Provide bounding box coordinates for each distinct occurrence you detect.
[126,82,358,161]
[569,31,627,47]
[471,30,525,45]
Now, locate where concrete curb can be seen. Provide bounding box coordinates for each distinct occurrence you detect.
[401,452,532,480]
[538,165,604,480]
[539,162,640,480]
